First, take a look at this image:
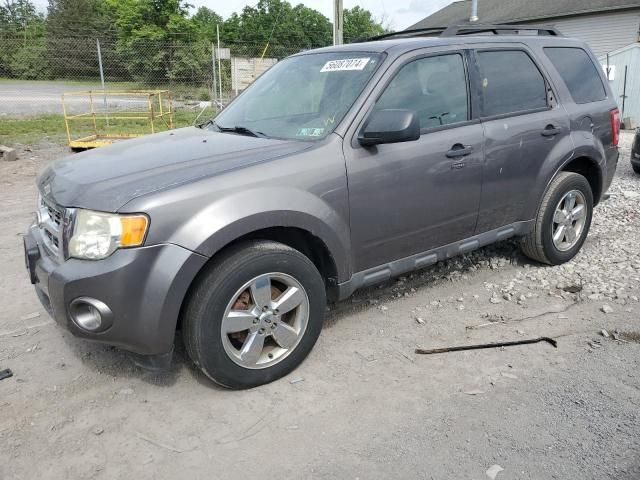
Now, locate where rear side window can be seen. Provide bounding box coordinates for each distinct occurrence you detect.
[476,50,548,117]
[544,47,606,103]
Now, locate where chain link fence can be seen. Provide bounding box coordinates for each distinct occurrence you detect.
[0,35,324,121]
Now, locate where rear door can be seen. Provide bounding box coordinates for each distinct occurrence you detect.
[344,48,484,272]
[471,46,571,232]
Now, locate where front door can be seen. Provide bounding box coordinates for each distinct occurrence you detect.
[344,51,484,272]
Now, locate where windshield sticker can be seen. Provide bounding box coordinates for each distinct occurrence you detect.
[320,58,370,72]
[296,127,325,137]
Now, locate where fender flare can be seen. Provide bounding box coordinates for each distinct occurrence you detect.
[170,187,352,282]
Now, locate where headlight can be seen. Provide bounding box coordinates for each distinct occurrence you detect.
[68,209,149,260]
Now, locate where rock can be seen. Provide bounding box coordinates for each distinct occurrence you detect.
[92,426,105,436]
[600,329,610,338]
[457,305,465,311]
[0,145,17,162]
[463,389,485,395]
[490,297,502,304]
[486,464,504,480]
[601,304,613,314]
[622,190,640,199]
[502,292,512,301]
[378,305,389,312]
[415,317,425,325]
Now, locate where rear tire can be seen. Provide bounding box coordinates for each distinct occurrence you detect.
[183,240,326,389]
[520,172,593,265]
[633,164,640,175]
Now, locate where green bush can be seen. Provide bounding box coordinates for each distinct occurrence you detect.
[9,42,49,79]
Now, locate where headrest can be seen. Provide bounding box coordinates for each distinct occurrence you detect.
[427,72,449,95]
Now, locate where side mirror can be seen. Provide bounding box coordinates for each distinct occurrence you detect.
[358,109,420,147]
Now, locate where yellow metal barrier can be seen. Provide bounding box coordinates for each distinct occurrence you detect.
[62,90,174,149]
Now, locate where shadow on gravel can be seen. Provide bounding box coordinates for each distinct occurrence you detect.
[324,239,541,329]
[57,239,544,386]
[60,328,230,390]
[59,329,188,387]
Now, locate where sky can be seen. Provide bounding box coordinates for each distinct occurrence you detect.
[31,0,458,31]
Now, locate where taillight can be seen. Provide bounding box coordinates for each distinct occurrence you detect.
[610,108,621,146]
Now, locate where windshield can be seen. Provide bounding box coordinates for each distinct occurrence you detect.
[213,52,384,141]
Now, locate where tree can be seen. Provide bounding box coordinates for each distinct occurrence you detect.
[191,6,222,42]
[46,0,111,37]
[343,6,387,43]
[0,1,47,78]
[0,0,43,34]
[105,0,200,83]
[45,0,113,78]
[221,0,331,52]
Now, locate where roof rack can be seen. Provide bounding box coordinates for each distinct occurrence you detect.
[367,27,448,41]
[365,24,562,42]
[441,24,562,37]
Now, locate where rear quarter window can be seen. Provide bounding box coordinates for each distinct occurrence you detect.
[544,47,606,104]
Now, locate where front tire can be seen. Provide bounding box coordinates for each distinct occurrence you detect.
[520,172,593,265]
[183,240,326,389]
[633,164,640,175]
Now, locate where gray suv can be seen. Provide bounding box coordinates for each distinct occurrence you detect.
[24,25,620,388]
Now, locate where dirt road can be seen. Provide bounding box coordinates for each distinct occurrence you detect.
[1,135,638,479]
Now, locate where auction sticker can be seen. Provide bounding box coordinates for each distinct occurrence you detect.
[321,58,370,72]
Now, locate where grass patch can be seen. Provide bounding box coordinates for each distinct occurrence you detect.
[0,108,217,146]
[0,77,143,89]
[0,77,214,101]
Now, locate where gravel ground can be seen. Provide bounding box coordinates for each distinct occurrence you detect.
[0,134,639,479]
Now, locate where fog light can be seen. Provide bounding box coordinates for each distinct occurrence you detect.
[69,297,113,332]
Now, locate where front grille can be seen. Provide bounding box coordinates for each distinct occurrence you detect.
[38,195,65,260]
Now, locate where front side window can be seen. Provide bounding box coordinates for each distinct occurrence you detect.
[213,52,383,140]
[374,53,469,129]
[476,50,548,117]
[544,47,606,104]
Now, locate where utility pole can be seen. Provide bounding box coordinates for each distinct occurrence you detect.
[96,39,108,126]
[333,0,343,45]
[470,0,479,22]
[216,24,223,104]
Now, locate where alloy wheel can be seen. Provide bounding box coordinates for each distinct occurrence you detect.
[220,272,310,369]
[551,189,587,251]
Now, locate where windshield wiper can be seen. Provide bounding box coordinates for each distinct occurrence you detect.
[213,122,266,138]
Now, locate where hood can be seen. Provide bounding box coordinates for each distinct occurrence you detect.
[38,127,312,212]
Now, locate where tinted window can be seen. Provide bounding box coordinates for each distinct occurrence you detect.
[544,47,606,103]
[476,50,547,117]
[375,54,468,129]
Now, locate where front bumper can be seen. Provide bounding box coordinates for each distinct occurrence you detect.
[25,223,207,356]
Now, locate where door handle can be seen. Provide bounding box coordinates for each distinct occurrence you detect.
[541,125,562,137]
[446,144,473,158]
